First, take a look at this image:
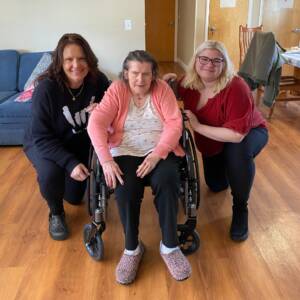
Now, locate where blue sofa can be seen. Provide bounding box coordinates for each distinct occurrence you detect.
[0,50,47,145]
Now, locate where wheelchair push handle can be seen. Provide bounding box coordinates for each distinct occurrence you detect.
[166,77,179,99]
[181,109,189,122]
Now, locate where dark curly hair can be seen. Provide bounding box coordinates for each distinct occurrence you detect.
[38,33,101,89]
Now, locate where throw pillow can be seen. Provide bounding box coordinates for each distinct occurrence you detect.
[14,84,34,102]
[24,52,52,90]
[15,53,52,103]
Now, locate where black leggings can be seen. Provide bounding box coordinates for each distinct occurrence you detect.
[25,147,87,215]
[202,127,268,206]
[114,154,180,250]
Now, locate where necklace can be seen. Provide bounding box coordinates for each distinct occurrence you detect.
[67,83,84,101]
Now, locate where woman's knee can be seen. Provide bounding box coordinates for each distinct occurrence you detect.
[207,182,229,193]
[151,157,180,189]
[225,142,251,161]
[225,128,268,162]
[115,179,144,206]
[64,179,86,204]
[151,167,180,190]
[37,162,65,188]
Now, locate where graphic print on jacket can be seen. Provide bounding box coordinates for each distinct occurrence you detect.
[62,96,95,134]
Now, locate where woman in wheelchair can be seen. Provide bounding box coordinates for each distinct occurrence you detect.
[87,50,192,284]
[164,40,268,242]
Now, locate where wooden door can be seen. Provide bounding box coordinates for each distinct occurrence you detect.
[263,0,300,76]
[208,0,249,69]
[145,0,175,62]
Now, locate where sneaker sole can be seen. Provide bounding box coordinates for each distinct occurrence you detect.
[230,231,249,242]
[49,231,69,241]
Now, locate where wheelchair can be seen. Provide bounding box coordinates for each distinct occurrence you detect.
[83,114,201,261]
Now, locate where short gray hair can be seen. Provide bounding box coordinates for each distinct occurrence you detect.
[119,50,159,83]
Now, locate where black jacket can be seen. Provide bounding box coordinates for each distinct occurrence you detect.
[23,73,109,173]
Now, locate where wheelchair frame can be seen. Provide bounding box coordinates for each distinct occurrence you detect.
[83,117,201,261]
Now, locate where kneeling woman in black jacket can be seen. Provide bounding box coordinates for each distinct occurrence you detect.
[23,33,109,240]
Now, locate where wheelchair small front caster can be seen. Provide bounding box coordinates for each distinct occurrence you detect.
[83,224,104,261]
[177,228,200,255]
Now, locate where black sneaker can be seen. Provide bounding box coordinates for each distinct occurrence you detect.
[230,205,248,242]
[49,212,69,240]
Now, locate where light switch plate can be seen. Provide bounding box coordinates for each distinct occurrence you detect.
[124,19,132,31]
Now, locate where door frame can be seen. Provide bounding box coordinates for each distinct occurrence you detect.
[146,0,264,65]
[175,0,178,60]
[204,0,263,41]
[175,0,263,69]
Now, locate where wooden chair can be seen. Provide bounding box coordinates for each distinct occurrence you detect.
[239,24,263,68]
[239,26,300,117]
[267,45,300,118]
[269,77,300,118]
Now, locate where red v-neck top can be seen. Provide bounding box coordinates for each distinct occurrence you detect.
[178,76,267,156]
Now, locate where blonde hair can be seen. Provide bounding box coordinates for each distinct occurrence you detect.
[183,40,235,94]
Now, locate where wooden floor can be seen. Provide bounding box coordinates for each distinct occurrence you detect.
[1,64,300,300]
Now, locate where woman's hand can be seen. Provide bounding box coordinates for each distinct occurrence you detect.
[162,73,177,82]
[185,109,245,143]
[70,163,90,181]
[102,160,124,189]
[85,102,97,114]
[184,110,200,131]
[136,153,161,178]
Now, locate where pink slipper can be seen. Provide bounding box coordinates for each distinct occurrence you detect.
[116,242,145,284]
[160,249,191,281]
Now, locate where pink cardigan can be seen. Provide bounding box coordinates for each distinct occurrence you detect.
[88,79,185,165]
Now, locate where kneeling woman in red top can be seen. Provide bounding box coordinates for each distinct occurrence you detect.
[165,40,268,242]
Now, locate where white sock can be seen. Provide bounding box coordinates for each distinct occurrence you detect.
[160,241,179,254]
[124,243,140,256]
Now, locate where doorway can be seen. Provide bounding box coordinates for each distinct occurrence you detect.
[207,0,249,69]
[145,0,175,62]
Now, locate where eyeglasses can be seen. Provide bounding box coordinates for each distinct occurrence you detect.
[197,56,224,66]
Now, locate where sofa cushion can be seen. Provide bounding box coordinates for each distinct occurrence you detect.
[0,50,19,91]
[18,52,45,92]
[0,93,32,124]
[0,91,17,104]
[0,124,28,145]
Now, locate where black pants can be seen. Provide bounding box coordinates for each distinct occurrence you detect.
[25,147,87,215]
[202,127,268,207]
[114,154,180,250]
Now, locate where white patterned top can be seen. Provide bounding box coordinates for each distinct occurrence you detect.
[110,95,163,157]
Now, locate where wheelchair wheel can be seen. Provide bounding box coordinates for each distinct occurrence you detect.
[177,227,200,256]
[83,224,104,261]
[87,149,100,216]
[100,182,108,221]
[182,127,200,210]
[88,148,109,220]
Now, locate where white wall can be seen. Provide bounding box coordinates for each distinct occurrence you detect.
[194,0,207,50]
[248,0,263,27]
[0,0,145,79]
[177,0,196,67]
